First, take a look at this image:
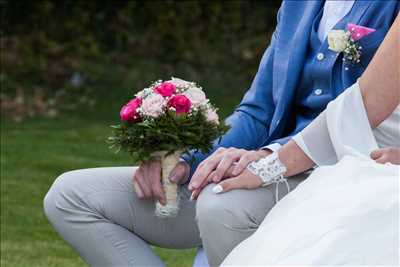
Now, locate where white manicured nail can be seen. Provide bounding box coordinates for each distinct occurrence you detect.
[212,185,223,194]
[190,192,195,201]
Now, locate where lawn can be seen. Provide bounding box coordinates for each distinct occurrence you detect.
[0,58,252,266]
[1,116,198,267]
[2,1,275,265]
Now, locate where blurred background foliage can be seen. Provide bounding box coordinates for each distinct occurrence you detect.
[2,0,280,121]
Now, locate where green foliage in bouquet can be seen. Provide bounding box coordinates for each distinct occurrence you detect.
[108,109,229,163]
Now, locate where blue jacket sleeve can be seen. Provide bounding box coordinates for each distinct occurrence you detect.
[183,8,282,179]
[268,135,293,146]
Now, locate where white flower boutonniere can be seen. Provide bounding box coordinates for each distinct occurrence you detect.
[328,23,376,65]
[327,30,349,52]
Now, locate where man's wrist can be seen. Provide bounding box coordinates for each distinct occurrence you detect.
[257,149,272,157]
[262,143,282,153]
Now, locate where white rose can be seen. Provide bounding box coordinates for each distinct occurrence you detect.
[206,109,219,125]
[183,87,208,107]
[140,93,165,118]
[327,30,349,52]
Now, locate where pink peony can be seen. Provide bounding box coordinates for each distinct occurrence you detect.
[168,95,191,114]
[206,109,219,125]
[347,23,376,41]
[120,97,142,121]
[154,82,176,97]
[141,93,166,118]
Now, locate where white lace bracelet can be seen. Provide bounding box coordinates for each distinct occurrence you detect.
[247,152,290,203]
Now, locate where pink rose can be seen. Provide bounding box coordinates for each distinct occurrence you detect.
[168,95,191,114]
[120,97,142,121]
[154,82,176,97]
[141,93,166,118]
[347,23,375,41]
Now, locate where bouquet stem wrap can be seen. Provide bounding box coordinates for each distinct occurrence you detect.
[153,150,182,218]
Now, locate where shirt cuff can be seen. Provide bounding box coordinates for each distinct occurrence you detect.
[261,143,282,153]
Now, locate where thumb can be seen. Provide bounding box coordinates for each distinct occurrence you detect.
[169,162,190,184]
[212,177,245,194]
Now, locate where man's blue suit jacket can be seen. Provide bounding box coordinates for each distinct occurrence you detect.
[185,1,399,178]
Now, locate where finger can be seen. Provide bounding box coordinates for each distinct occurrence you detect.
[132,168,144,198]
[212,176,247,194]
[190,189,200,201]
[200,165,236,197]
[370,149,384,160]
[189,147,229,189]
[168,164,181,183]
[208,164,236,182]
[189,154,224,190]
[232,152,260,176]
[190,180,211,200]
[190,176,213,200]
[169,162,189,185]
[140,158,160,190]
[223,165,236,178]
[134,173,152,198]
[190,166,234,200]
[375,155,388,164]
[389,147,400,164]
[212,149,245,182]
[233,150,272,176]
[152,181,166,205]
[133,180,144,198]
[149,161,165,203]
[207,170,219,183]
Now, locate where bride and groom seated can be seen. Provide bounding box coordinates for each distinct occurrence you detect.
[44,1,399,266]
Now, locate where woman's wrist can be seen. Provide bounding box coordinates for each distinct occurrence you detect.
[247,152,287,187]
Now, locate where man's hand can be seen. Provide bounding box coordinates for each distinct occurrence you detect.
[133,158,190,205]
[370,147,400,165]
[189,147,271,199]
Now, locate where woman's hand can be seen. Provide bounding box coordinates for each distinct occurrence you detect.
[189,147,271,199]
[370,147,400,165]
[211,169,263,194]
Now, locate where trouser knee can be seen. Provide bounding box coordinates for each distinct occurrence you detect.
[43,170,89,225]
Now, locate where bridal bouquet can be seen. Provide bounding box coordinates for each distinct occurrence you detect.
[108,78,229,217]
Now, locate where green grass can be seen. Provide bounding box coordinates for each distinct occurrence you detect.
[0,116,198,267]
[0,59,251,266]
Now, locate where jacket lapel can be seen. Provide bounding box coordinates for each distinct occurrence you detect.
[345,1,373,27]
[270,1,323,135]
[329,1,373,63]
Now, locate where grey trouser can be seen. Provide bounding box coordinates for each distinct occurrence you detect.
[44,166,307,267]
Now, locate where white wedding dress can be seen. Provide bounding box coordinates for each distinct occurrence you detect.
[222,82,400,266]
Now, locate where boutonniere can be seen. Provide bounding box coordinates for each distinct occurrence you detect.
[328,23,376,65]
